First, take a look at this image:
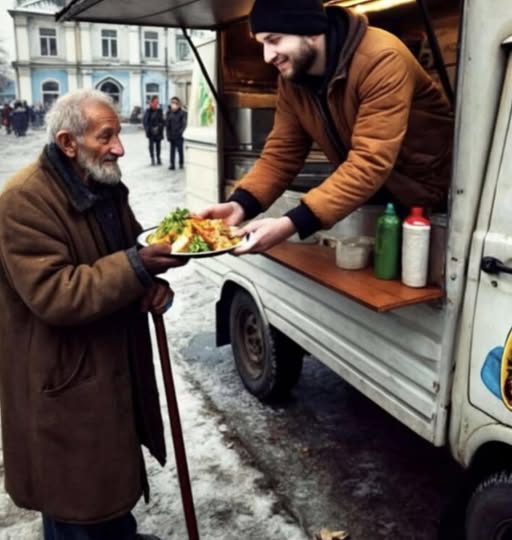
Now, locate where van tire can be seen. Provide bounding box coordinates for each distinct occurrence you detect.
[229,290,303,400]
[465,471,512,539]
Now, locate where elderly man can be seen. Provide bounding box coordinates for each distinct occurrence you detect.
[202,0,453,252]
[0,89,186,539]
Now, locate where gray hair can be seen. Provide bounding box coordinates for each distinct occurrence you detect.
[46,89,118,144]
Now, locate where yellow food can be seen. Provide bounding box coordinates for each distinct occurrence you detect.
[147,208,241,254]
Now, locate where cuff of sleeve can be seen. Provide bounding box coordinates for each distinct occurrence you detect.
[285,203,323,239]
[126,246,154,287]
[228,188,263,220]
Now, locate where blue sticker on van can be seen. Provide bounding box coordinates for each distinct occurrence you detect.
[481,346,504,400]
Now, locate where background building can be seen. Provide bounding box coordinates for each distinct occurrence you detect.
[9,0,210,117]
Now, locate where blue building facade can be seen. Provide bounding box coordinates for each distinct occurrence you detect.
[9,0,205,118]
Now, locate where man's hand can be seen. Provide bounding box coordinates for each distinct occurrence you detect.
[198,201,245,226]
[141,279,174,314]
[138,244,188,275]
[234,217,296,254]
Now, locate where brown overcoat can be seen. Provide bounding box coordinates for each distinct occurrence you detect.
[0,151,166,523]
[236,8,454,227]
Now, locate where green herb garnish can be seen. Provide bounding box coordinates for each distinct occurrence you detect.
[156,208,190,236]
[189,235,210,253]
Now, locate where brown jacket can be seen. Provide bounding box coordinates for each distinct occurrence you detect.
[0,151,165,523]
[236,8,454,228]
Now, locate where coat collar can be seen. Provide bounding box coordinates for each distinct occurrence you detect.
[42,143,128,213]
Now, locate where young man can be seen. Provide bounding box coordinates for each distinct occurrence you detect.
[142,95,164,165]
[201,0,453,254]
[165,96,187,170]
[0,89,187,540]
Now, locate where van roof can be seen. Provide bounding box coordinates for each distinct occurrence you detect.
[57,0,254,29]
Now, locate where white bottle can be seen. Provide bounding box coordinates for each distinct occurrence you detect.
[401,207,431,288]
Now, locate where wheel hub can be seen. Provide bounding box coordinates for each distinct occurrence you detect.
[239,309,265,379]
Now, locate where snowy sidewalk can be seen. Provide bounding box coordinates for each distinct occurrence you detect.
[0,129,308,540]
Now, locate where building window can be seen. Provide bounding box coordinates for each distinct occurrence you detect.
[40,28,57,57]
[101,29,118,58]
[176,36,191,61]
[41,80,59,108]
[144,31,159,59]
[98,79,121,105]
[145,83,160,105]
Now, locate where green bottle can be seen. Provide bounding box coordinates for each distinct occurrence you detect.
[374,203,401,280]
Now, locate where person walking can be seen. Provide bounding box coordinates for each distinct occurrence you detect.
[143,96,164,165]
[11,100,29,137]
[0,88,188,540]
[1,103,12,134]
[165,97,187,170]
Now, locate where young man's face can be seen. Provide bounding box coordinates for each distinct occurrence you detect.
[170,101,180,111]
[255,33,317,81]
[150,98,159,110]
[76,103,124,185]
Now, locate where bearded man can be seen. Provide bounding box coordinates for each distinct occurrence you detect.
[201,0,454,253]
[0,89,187,539]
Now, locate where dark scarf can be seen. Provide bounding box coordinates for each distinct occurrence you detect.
[45,143,129,253]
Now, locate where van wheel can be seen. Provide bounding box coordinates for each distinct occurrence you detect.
[229,290,303,400]
[465,471,512,539]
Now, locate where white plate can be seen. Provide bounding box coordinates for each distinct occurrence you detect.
[136,227,248,258]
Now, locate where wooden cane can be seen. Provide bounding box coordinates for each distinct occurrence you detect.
[152,312,200,540]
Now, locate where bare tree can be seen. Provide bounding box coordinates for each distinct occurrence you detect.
[0,41,13,93]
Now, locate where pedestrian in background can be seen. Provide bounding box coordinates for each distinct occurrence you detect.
[0,88,186,540]
[165,96,187,170]
[11,100,29,137]
[143,96,164,166]
[1,103,12,134]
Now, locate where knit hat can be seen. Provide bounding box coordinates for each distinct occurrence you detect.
[249,0,328,36]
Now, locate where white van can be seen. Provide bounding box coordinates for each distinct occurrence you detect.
[60,1,512,536]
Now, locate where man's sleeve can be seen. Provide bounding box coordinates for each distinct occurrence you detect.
[230,78,312,214]
[0,189,146,327]
[301,48,415,229]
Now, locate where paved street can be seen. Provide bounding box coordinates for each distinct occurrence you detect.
[0,127,463,539]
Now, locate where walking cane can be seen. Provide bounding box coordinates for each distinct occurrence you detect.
[152,311,200,540]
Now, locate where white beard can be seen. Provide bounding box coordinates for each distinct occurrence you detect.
[76,147,122,185]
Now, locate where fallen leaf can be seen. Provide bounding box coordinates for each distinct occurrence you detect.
[314,527,350,540]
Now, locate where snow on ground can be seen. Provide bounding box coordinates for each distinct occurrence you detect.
[0,127,309,540]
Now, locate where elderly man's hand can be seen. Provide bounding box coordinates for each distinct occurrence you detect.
[139,244,188,275]
[141,279,174,314]
[234,216,296,254]
[198,201,245,226]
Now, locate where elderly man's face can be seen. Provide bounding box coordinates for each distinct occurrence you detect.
[76,103,124,185]
[255,33,317,81]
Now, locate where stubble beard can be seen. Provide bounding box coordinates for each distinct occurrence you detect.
[280,39,317,82]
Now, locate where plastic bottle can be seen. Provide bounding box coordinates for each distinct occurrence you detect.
[401,207,431,288]
[374,203,401,280]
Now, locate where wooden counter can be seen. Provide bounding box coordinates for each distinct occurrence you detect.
[265,242,444,312]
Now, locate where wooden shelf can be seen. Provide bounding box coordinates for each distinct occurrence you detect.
[264,242,444,313]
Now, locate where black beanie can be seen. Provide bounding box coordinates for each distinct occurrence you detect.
[249,0,328,36]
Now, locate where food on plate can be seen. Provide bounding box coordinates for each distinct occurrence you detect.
[146,208,242,253]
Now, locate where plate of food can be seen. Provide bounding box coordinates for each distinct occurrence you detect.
[137,208,248,257]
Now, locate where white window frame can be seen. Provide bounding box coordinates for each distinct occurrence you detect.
[101,29,118,58]
[176,36,191,62]
[39,28,57,57]
[41,80,60,108]
[145,83,160,105]
[144,31,159,59]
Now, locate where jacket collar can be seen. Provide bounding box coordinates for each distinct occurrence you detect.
[327,6,368,88]
[42,143,128,213]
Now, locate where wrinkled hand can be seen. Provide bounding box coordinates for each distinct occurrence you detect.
[141,279,174,314]
[198,201,245,226]
[138,244,188,275]
[234,217,296,254]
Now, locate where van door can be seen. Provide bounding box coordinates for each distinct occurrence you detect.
[468,40,512,424]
